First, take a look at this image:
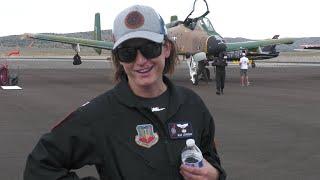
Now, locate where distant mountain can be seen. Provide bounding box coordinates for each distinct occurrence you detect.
[0,30,319,52]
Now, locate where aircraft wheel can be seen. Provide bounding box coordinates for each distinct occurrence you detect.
[192,74,198,86]
[73,54,82,65]
[204,68,211,81]
[252,61,256,68]
[10,74,19,86]
[199,68,211,82]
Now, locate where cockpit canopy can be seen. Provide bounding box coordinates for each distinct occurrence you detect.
[198,17,217,35]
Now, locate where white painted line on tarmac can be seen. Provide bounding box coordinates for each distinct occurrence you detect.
[1,86,22,90]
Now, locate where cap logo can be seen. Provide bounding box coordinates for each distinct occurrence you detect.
[125,11,144,29]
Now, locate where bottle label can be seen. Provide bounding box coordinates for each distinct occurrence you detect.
[184,160,203,168]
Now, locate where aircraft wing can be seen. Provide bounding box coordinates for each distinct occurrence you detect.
[225,38,296,52]
[25,33,114,50]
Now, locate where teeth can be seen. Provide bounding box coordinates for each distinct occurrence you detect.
[137,66,152,73]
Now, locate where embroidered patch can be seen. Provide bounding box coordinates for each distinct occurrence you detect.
[168,122,193,139]
[151,107,166,112]
[135,124,159,148]
[125,11,144,29]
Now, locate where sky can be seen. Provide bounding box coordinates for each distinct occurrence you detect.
[0,0,319,39]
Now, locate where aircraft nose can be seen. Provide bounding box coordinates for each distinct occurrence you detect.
[207,36,227,57]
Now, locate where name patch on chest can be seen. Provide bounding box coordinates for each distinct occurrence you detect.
[168,122,193,139]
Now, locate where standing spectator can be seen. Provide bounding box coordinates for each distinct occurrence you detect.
[213,55,227,95]
[239,53,249,86]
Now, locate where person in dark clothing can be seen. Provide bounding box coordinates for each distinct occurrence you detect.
[23,5,226,180]
[213,55,228,95]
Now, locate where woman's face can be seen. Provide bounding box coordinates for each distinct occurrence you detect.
[118,38,171,90]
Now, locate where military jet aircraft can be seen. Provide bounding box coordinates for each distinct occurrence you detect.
[226,35,281,60]
[25,0,296,85]
[294,44,320,52]
[301,44,320,50]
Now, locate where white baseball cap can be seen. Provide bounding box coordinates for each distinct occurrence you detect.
[112,5,167,50]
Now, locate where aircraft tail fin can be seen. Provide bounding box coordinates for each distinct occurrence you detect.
[170,15,178,22]
[93,13,102,55]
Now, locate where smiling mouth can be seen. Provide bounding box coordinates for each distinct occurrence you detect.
[136,66,153,74]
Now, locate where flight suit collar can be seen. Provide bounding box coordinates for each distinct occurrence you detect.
[113,76,183,119]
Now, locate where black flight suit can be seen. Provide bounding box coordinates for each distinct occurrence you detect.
[213,58,227,95]
[24,76,226,180]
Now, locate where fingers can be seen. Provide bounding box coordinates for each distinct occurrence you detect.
[180,164,204,175]
[180,159,219,180]
[180,169,202,180]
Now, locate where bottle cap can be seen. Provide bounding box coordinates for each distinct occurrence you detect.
[186,139,195,147]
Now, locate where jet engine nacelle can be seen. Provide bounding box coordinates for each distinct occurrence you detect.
[207,35,227,57]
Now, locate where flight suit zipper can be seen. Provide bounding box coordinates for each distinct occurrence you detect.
[137,107,177,179]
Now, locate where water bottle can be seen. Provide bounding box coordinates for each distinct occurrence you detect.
[181,139,203,168]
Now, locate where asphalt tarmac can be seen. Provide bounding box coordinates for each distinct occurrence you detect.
[1,57,320,180]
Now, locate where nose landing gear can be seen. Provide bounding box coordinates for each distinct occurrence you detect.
[73,53,82,65]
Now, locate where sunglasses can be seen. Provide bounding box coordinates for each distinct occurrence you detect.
[113,42,163,63]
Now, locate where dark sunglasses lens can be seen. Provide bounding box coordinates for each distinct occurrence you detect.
[117,48,137,63]
[140,43,162,59]
[116,42,162,62]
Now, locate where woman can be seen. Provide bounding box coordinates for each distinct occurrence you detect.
[24,5,226,180]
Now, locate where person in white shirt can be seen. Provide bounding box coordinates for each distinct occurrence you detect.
[239,53,249,86]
